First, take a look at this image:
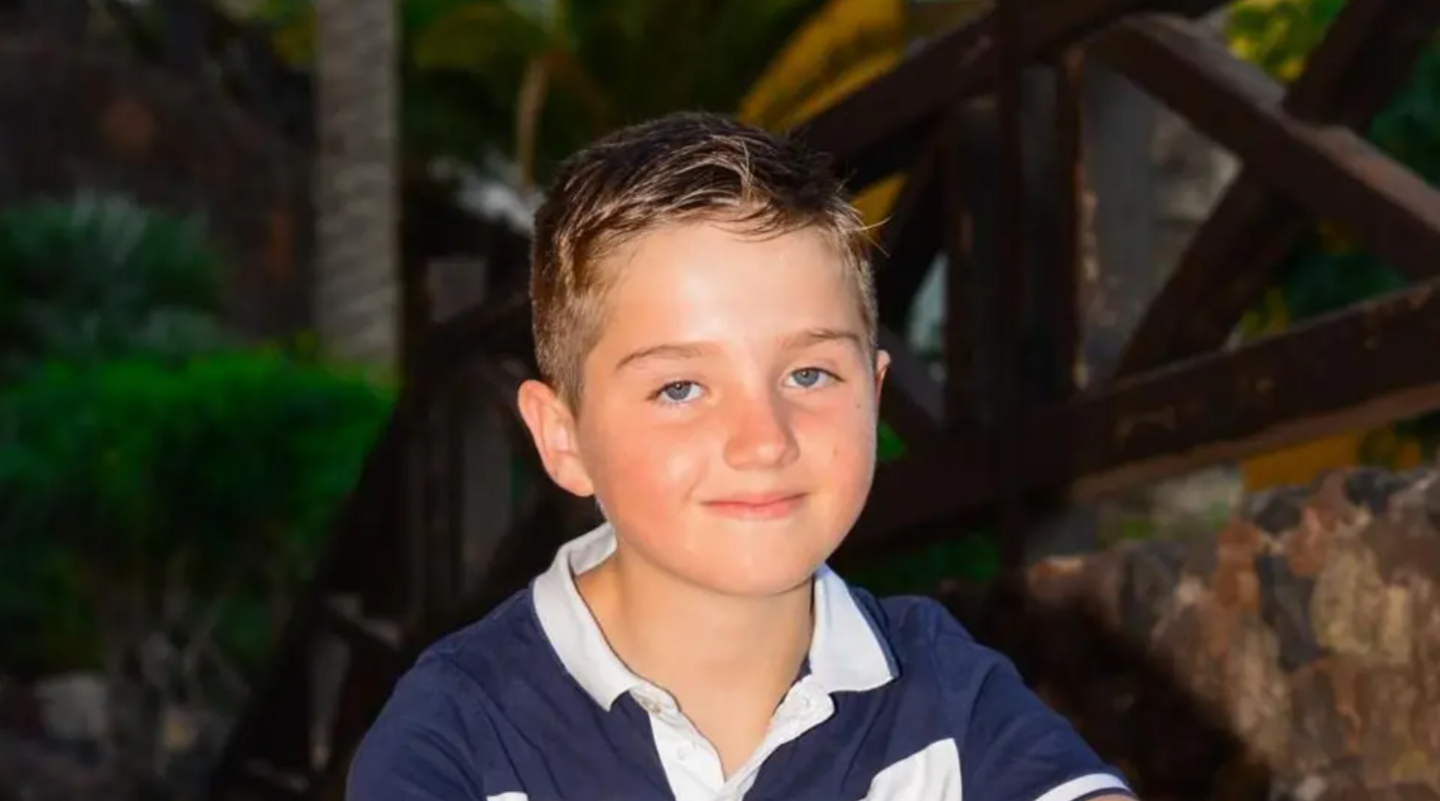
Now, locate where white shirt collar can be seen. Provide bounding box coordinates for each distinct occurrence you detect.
[531,523,897,710]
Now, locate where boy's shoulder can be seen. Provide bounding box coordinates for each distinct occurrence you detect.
[853,586,999,675]
[406,587,553,698]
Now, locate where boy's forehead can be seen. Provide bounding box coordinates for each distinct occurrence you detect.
[584,222,869,365]
[601,220,855,294]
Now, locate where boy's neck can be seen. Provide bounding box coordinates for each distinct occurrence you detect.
[576,547,814,708]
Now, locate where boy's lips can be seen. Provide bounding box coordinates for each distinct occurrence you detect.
[701,491,807,520]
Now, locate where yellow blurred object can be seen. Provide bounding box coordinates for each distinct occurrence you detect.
[1241,428,1424,493]
[738,0,906,133]
[1241,433,1365,493]
[1316,220,1358,255]
[854,174,905,229]
[737,0,917,228]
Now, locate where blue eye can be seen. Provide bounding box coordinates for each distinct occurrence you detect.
[656,381,702,404]
[788,368,834,389]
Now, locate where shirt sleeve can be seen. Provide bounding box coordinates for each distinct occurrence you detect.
[347,657,490,801]
[922,600,1136,801]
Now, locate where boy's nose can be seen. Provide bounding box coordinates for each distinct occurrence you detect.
[722,393,799,471]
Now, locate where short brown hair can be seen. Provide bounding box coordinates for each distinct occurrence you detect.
[529,112,876,406]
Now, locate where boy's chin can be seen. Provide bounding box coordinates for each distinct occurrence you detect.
[613,517,849,599]
[678,557,826,600]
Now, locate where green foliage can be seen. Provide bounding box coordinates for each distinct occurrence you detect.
[0,351,392,677]
[877,420,906,462]
[849,532,1001,596]
[253,0,857,184]
[0,193,230,376]
[0,192,392,680]
[416,0,836,182]
[1225,0,1346,82]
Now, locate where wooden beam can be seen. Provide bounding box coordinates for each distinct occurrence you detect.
[795,0,1229,189]
[991,0,1029,563]
[411,290,533,384]
[939,126,976,426]
[1049,49,1085,402]
[879,327,944,441]
[873,140,945,330]
[1115,0,1440,376]
[843,275,1440,562]
[1113,176,1307,377]
[1282,0,1440,124]
[211,614,317,781]
[321,596,405,661]
[1091,15,1440,287]
[312,649,398,799]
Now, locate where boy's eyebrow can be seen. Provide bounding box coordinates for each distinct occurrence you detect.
[615,341,715,371]
[782,327,865,352]
[615,328,865,371]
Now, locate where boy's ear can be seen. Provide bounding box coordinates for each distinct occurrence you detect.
[872,349,891,405]
[516,379,595,498]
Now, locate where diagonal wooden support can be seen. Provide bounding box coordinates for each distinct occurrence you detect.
[879,327,945,442]
[841,274,1440,565]
[1113,0,1440,376]
[796,0,1230,189]
[1096,17,1440,272]
[1093,16,1440,285]
[873,139,946,330]
[1048,49,1085,402]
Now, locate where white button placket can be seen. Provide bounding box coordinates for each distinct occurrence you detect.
[721,679,836,801]
[638,687,726,801]
[639,677,836,801]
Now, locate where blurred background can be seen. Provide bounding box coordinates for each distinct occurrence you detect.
[1,0,1439,798]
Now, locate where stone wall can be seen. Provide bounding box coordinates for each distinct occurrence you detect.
[947,466,1440,801]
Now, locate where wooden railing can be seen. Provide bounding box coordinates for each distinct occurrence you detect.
[828,0,1440,567]
[17,0,1439,796]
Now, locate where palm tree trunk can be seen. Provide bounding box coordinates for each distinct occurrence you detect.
[309,0,399,774]
[314,0,400,370]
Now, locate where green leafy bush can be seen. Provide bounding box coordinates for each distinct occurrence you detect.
[0,350,392,679]
[0,192,230,377]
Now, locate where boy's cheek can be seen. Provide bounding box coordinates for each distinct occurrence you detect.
[586,426,708,504]
[584,401,874,489]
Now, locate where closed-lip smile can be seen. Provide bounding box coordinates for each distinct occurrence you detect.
[702,491,806,520]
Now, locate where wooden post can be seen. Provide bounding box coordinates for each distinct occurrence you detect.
[994,0,1028,574]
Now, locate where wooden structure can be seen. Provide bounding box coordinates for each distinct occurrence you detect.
[17,0,1439,797]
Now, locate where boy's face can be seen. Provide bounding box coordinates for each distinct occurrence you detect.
[519,219,888,598]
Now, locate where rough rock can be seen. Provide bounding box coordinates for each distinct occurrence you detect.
[0,729,118,801]
[32,673,109,747]
[944,467,1440,801]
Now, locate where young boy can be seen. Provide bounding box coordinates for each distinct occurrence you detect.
[348,113,1135,801]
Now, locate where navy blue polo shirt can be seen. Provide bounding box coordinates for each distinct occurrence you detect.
[349,525,1134,801]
